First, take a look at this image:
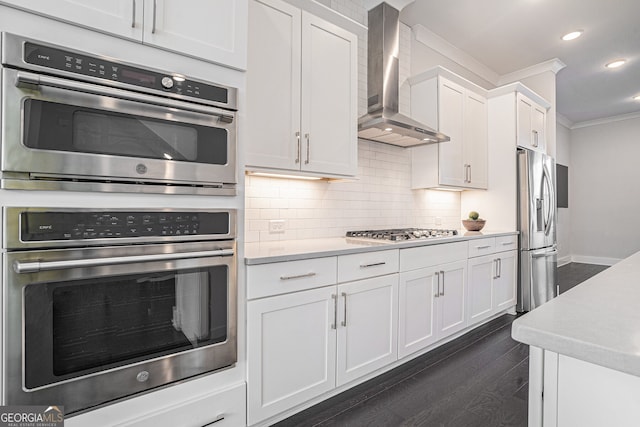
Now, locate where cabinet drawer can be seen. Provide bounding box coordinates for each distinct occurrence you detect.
[247,257,337,299]
[338,250,399,282]
[495,235,518,252]
[400,241,467,272]
[122,382,246,427]
[467,237,496,258]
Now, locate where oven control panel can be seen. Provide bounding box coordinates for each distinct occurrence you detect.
[19,211,231,242]
[20,40,233,108]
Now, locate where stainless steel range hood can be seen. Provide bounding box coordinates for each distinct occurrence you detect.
[358,3,449,147]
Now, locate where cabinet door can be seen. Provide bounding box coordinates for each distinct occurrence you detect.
[245,0,301,170]
[142,0,247,69]
[247,287,337,425]
[436,260,467,338]
[398,267,438,359]
[467,254,494,326]
[492,250,517,313]
[437,78,466,187]
[336,275,398,386]
[517,93,533,150]
[0,0,143,39]
[464,91,488,189]
[301,12,357,176]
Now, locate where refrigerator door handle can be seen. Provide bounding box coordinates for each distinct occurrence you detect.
[532,249,558,258]
[542,164,555,236]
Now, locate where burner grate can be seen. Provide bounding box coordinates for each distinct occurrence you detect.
[346,228,458,241]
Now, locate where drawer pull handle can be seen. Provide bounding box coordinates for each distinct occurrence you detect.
[280,272,316,280]
[203,415,225,426]
[476,245,491,249]
[502,241,515,246]
[359,261,386,268]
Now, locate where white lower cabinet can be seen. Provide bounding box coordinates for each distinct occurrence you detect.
[247,286,337,424]
[467,236,518,326]
[246,255,398,425]
[336,275,398,386]
[398,260,467,359]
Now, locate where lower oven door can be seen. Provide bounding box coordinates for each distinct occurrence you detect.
[2,241,236,415]
[1,67,236,194]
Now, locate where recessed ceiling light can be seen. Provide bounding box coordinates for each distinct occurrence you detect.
[634,95,640,101]
[384,127,393,132]
[562,30,583,41]
[606,59,626,69]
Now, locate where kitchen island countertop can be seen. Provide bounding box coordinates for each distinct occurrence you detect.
[512,250,640,377]
[245,230,518,265]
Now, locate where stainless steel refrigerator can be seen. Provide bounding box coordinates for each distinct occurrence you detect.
[517,148,558,312]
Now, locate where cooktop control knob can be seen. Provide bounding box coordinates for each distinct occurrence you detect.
[161,76,174,89]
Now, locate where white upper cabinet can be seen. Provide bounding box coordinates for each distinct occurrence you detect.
[517,92,547,152]
[410,71,488,190]
[245,0,358,178]
[0,0,248,69]
[142,0,248,69]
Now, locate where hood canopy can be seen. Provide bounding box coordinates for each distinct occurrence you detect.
[358,3,449,147]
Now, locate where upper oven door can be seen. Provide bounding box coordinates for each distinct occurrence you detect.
[1,68,236,192]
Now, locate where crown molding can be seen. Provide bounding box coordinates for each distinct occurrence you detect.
[498,58,566,86]
[363,0,414,11]
[412,24,500,86]
[571,110,640,129]
[556,113,574,129]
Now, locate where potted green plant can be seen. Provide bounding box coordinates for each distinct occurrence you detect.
[462,211,486,231]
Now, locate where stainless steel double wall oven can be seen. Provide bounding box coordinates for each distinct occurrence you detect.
[0,33,240,415]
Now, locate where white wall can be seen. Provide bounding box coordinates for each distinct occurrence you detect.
[570,116,640,264]
[556,123,571,265]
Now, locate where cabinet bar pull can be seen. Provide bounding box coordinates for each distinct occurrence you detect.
[131,0,136,28]
[468,164,471,183]
[532,130,539,147]
[295,131,301,163]
[331,294,338,329]
[202,415,225,426]
[493,259,499,279]
[341,292,347,327]
[440,270,445,296]
[279,272,316,280]
[359,261,386,268]
[435,271,440,298]
[497,258,502,278]
[305,133,310,164]
[476,245,491,249]
[152,0,158,34]
[502,241,515,246]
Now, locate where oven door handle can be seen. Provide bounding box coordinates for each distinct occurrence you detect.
[13,248,235,274]
[15,71,235,123]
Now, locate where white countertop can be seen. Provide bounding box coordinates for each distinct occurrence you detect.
[245,230,518,265]
[512,250,640,377]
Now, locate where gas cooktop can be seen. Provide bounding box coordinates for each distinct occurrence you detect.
[346,228,458,242]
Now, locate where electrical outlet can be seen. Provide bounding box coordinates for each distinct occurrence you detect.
[269,219,286,233]
[435,217,442,225]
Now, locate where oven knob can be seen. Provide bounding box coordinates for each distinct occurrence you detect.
[161,76,174,89]
[136,371,150,383]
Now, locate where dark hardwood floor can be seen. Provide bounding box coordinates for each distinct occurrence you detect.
[274,262,608,427]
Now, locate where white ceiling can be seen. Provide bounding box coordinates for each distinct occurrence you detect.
[399,0,640,125]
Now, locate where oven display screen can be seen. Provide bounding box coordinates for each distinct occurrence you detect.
[120,68,156,86]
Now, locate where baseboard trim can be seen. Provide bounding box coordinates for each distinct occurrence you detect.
[570,255,620,266]
[557,256,572,267]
